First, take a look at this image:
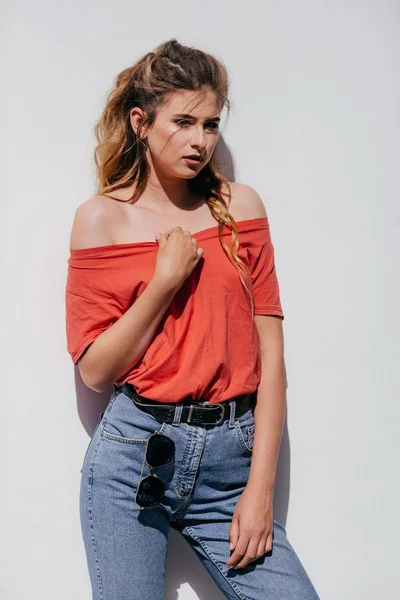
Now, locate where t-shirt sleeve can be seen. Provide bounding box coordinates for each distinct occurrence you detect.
[247,220,284,319]
[65,257,125,366]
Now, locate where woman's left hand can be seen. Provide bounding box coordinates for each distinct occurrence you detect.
[226,484,274,569]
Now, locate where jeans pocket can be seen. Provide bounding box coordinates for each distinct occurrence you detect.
[80,412,104,473]
[234,410,255,456]
[101,391,168,444]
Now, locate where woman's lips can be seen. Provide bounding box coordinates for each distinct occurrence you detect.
[183,157,203,166]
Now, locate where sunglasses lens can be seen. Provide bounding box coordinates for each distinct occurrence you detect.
[136,475,165,507]
[146,434,175,468]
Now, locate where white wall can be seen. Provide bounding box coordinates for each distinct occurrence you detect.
[2,1,399,598]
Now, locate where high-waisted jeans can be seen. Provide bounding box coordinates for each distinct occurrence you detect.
[80,385,320,600]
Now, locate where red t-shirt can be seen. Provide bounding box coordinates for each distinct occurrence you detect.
[65,216,284,403]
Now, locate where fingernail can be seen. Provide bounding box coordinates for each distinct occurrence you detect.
[154,232,160,240]
[229,542,234,550]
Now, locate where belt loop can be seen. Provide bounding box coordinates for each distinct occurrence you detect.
[172,402,184,427]
[228,400,236,428]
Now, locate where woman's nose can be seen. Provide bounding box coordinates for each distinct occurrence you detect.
[191,126,207,148]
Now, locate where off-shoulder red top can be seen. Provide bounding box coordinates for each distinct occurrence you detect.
[65,217,284,403]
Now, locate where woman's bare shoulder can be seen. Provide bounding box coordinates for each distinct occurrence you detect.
[224,181,268,220]
[69,194,121,250]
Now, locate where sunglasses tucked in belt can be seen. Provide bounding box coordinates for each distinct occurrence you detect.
[135,431,175,509]
[119,383,257,509]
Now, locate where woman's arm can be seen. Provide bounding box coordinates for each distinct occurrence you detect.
[226,314,286,569]
[247,315,287,491]
[79,275,180,393]
[69,198,181,392]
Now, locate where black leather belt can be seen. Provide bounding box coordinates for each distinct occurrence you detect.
[120,383,256,426]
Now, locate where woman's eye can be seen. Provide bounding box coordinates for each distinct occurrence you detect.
[175,120,219,130]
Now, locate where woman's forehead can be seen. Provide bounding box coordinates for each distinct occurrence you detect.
[163,89,221,117]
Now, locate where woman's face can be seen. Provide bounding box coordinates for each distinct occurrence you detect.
[131,89,222,179]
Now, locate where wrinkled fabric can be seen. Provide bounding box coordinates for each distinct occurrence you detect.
[65,217,284,403]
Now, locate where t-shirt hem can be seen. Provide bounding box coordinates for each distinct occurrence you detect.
[254,306,284,318]
[70,333,101,365]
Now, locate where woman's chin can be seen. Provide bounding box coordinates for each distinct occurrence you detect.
[175,166,199,178]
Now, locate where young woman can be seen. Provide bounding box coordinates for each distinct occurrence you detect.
[66,38,320,600]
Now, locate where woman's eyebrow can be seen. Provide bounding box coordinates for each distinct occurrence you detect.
[172,113,221,122]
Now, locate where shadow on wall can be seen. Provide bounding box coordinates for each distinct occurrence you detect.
[73,137,291,598]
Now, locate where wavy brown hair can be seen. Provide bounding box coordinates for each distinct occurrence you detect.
[93,38,254,314]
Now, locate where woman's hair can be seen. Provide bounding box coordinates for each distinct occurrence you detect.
[93,38,254,314]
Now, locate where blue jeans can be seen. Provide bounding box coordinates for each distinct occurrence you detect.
[80,386,320,599]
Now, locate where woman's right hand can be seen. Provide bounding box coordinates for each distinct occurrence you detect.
[153,226,204,290]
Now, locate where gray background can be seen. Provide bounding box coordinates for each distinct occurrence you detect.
[2,1,399,598]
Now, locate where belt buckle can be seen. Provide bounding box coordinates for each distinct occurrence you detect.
[212,403,225,425]
[187,402,225,425]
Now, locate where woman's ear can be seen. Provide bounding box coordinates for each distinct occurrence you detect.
[129,107,147,139]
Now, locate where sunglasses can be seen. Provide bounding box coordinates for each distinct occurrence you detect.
[135,431,175,509]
